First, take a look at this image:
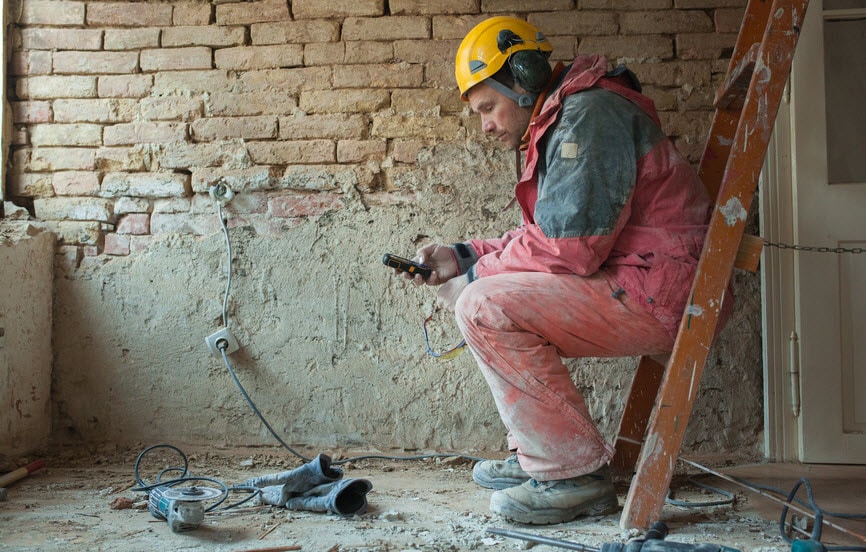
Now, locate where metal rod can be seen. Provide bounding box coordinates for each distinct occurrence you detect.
[486,527,600,551]
[679,457,866,543]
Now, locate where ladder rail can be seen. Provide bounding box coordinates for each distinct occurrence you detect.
[619,0,811,530]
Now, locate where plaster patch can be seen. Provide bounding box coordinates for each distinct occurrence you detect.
[719,196,748,226]
[686,304,704,317]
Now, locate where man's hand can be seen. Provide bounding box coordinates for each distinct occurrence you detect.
[436,276,468,312]
[402,243,459,286]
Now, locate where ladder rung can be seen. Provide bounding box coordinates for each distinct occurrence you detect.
[735,233,764,272]
[715,42,760,110]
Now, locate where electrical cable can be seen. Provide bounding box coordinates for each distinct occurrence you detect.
[665,477,736,508]
[210,190,484,467]
[131,443,261,513]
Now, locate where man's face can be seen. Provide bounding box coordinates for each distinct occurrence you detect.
[467,82,532,150]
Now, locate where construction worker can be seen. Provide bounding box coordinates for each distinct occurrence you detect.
[397,16,730,524]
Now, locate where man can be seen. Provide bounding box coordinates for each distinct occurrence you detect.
[397,16,727,525]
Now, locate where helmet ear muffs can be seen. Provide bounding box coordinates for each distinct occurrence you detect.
[508,49,552,95]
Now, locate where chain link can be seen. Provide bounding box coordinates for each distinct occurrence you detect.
[762,240,866,254]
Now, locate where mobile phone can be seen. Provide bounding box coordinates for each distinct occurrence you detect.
[382,253,432,279]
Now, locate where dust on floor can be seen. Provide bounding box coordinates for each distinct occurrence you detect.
[0,444,819,551]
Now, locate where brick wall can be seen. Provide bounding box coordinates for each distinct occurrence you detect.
[6,0,746,258]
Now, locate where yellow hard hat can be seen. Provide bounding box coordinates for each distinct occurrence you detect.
[455,16,553,100]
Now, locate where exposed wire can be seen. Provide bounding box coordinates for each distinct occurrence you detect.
[211,192,484,467]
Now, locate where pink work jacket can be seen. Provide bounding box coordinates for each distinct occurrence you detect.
[466,55,724,338]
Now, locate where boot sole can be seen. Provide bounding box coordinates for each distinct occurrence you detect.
[489,492,619,525]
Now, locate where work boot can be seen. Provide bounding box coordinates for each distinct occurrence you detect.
[284,478,373,516]
[489,465,619,525]
[472,454,531,490]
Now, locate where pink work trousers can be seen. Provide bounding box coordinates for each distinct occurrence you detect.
[454,270,674,482]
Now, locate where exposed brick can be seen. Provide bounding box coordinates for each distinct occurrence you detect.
[390,140,428,163]
[174,2,213,26]
[53,171,100,196]
[528,12,619,36]
[114,197,152,214]
[395,39,458,64]
[98,75,154,98]
[304,42,346,66]
[20,28,103,50]
[342,16,430,41]
[23,148,96,172]
[104,123,188,146]
[150,212,220,235]
[578,35,674,61]
[87,3,173,27]
[581,0,671,8]
[714,8,745,34]
[392,89,464,114]
[281,164,376,191]
[337,140,387,162]
[279,114,367,140]
[480,0,573,12]
[251,20,340,45]
[54,221,103,246]
[6,173,54,197]
[100,173,190,198]
[12,101,52,124]
[207,91,298,116]
[192,167,277,193]
[139,97,204,121]
[372,114,461,140]
[293,0,384,19]
[105,28,161,50]
[33,197,113,222]
[162,26,245,48]
[103,233,130,256]
[154,142,249,169]
[191,116,278,141]
[677,32,738,60]
[54,99,137,124]
[675,0,744,8]
[390,0,476,15]
[629,60,713,87]
[9,50,53,76]
[116,213,151,235]
[432,15,489,40]
[53,51,139,75]
[269,193,344,217]
[153,197,192,213]
[238,67,331,93]
[299,89,390,114]
[215,45,304,70]
[345,41,395,64]
[246,140,335,164]
[30,124,103,147]
[96,147,148,172]
[333,63,424,88]
[17,76,97,100]
[141,47,213,72]
[18,1,85,25]
[216,0,291,25]
[621,10,714,35]
[153,70,237,95]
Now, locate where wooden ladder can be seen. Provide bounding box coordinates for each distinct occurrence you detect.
[611,0,811,530]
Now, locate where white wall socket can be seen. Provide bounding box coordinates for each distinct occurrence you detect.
[205,327,240,357]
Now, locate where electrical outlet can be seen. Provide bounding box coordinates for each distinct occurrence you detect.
[205,327,239,357]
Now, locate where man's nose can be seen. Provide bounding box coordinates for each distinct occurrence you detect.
[481,117,496,134]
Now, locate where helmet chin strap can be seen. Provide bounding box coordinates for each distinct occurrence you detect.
[484,78,535,107]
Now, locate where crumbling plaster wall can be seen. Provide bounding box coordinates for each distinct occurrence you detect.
[3,0,762,457]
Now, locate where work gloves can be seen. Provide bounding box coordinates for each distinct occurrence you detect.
[241,454,372,516]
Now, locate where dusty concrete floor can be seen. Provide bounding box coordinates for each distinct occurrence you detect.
[1,444,863,552]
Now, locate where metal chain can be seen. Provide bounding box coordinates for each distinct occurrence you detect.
[762,240,866,254]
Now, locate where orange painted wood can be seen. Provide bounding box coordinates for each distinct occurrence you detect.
[619,0,811,530]
[611,355,667,477]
